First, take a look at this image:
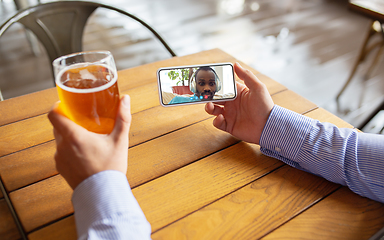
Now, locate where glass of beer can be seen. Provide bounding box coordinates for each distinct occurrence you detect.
[53,51,120,134]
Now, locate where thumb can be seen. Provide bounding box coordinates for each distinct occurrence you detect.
[234,62,263,91]
[110,95,132,144]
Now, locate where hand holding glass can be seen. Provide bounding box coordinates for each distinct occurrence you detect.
[53,51,120,134]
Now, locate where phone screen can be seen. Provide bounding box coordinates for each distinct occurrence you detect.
[157,63,236,106]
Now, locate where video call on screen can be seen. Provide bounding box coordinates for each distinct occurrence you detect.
[158,64,236,105]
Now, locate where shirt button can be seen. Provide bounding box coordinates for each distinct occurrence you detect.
[275,147,281,152]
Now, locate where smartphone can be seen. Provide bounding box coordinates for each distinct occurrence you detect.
[157,63,237,107]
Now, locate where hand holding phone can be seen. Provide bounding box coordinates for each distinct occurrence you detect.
[157,63,237,106]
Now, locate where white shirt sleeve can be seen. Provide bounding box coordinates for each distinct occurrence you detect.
[72,170,151,239]
[259,105,384,203]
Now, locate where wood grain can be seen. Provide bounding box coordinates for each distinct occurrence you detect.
[262,187,384,240]
[9,175,73,233]
[8,118,236,233]
[27,142,280,240]
[28,216,77,240]
[151,165,339,240]
[0,91,207,158]
[127,118,239,187]
[0,117,236,192]
[1,48,365,240]
[350,0,384,22]
[5,87,317,233]
[0,114,54,157]
[0,60,283,158]
[0,88,58,127]
[0,199,21,240]
[135,142,284,232]
[271,90,317,114]
[0,141,57,192]
[22,106,352,237]
[0,87,312,193]
[13,140,282,234]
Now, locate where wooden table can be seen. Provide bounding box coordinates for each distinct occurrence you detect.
[1,49,384,240]
[350,0,384,23]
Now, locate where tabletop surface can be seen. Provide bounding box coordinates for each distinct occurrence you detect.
[1,49,384,240]
[350,0,384,22]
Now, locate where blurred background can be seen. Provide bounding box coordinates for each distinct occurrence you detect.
[0,0,383,133]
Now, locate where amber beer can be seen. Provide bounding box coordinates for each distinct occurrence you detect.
[56,63,120,134]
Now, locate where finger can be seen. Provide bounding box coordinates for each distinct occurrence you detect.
[111,95,132,144]
[48,102,84,137]
[53,128,62,145]
[234,62,262,91]
[205,102,224,116]
[212,114,227,132]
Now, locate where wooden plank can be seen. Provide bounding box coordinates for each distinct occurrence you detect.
[272,90,317,114]
[10,175,73,233]
[0,88,58,127]
[0,199,22,240]
[0,114,54,157]
[121,82,160,114]
[262,187,384,240]
[350,0,384,23]
[127,119,239,187]
[28,216,77,240]
[0,141,57,192]
[151,165,339,239]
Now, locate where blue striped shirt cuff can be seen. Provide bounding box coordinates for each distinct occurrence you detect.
[72,170,151,239]
[259,105,314,170]
[259,105,384,203]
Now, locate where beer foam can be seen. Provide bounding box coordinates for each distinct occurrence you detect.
[56,63,117,93]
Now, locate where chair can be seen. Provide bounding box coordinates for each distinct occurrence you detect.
[336,0,384,131]
[0,0,176,100]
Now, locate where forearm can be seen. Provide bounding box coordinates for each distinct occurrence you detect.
[259,105,384,203]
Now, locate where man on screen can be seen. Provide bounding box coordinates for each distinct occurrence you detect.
[168,66,221,104]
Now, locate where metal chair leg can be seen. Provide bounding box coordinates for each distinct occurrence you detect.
[336,21,376,105]
[363,41,384,81]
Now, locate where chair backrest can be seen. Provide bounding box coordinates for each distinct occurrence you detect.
[0,1,176,81]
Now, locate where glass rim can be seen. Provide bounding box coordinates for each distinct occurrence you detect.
[52,50,112,67]
[54,50,117,94]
